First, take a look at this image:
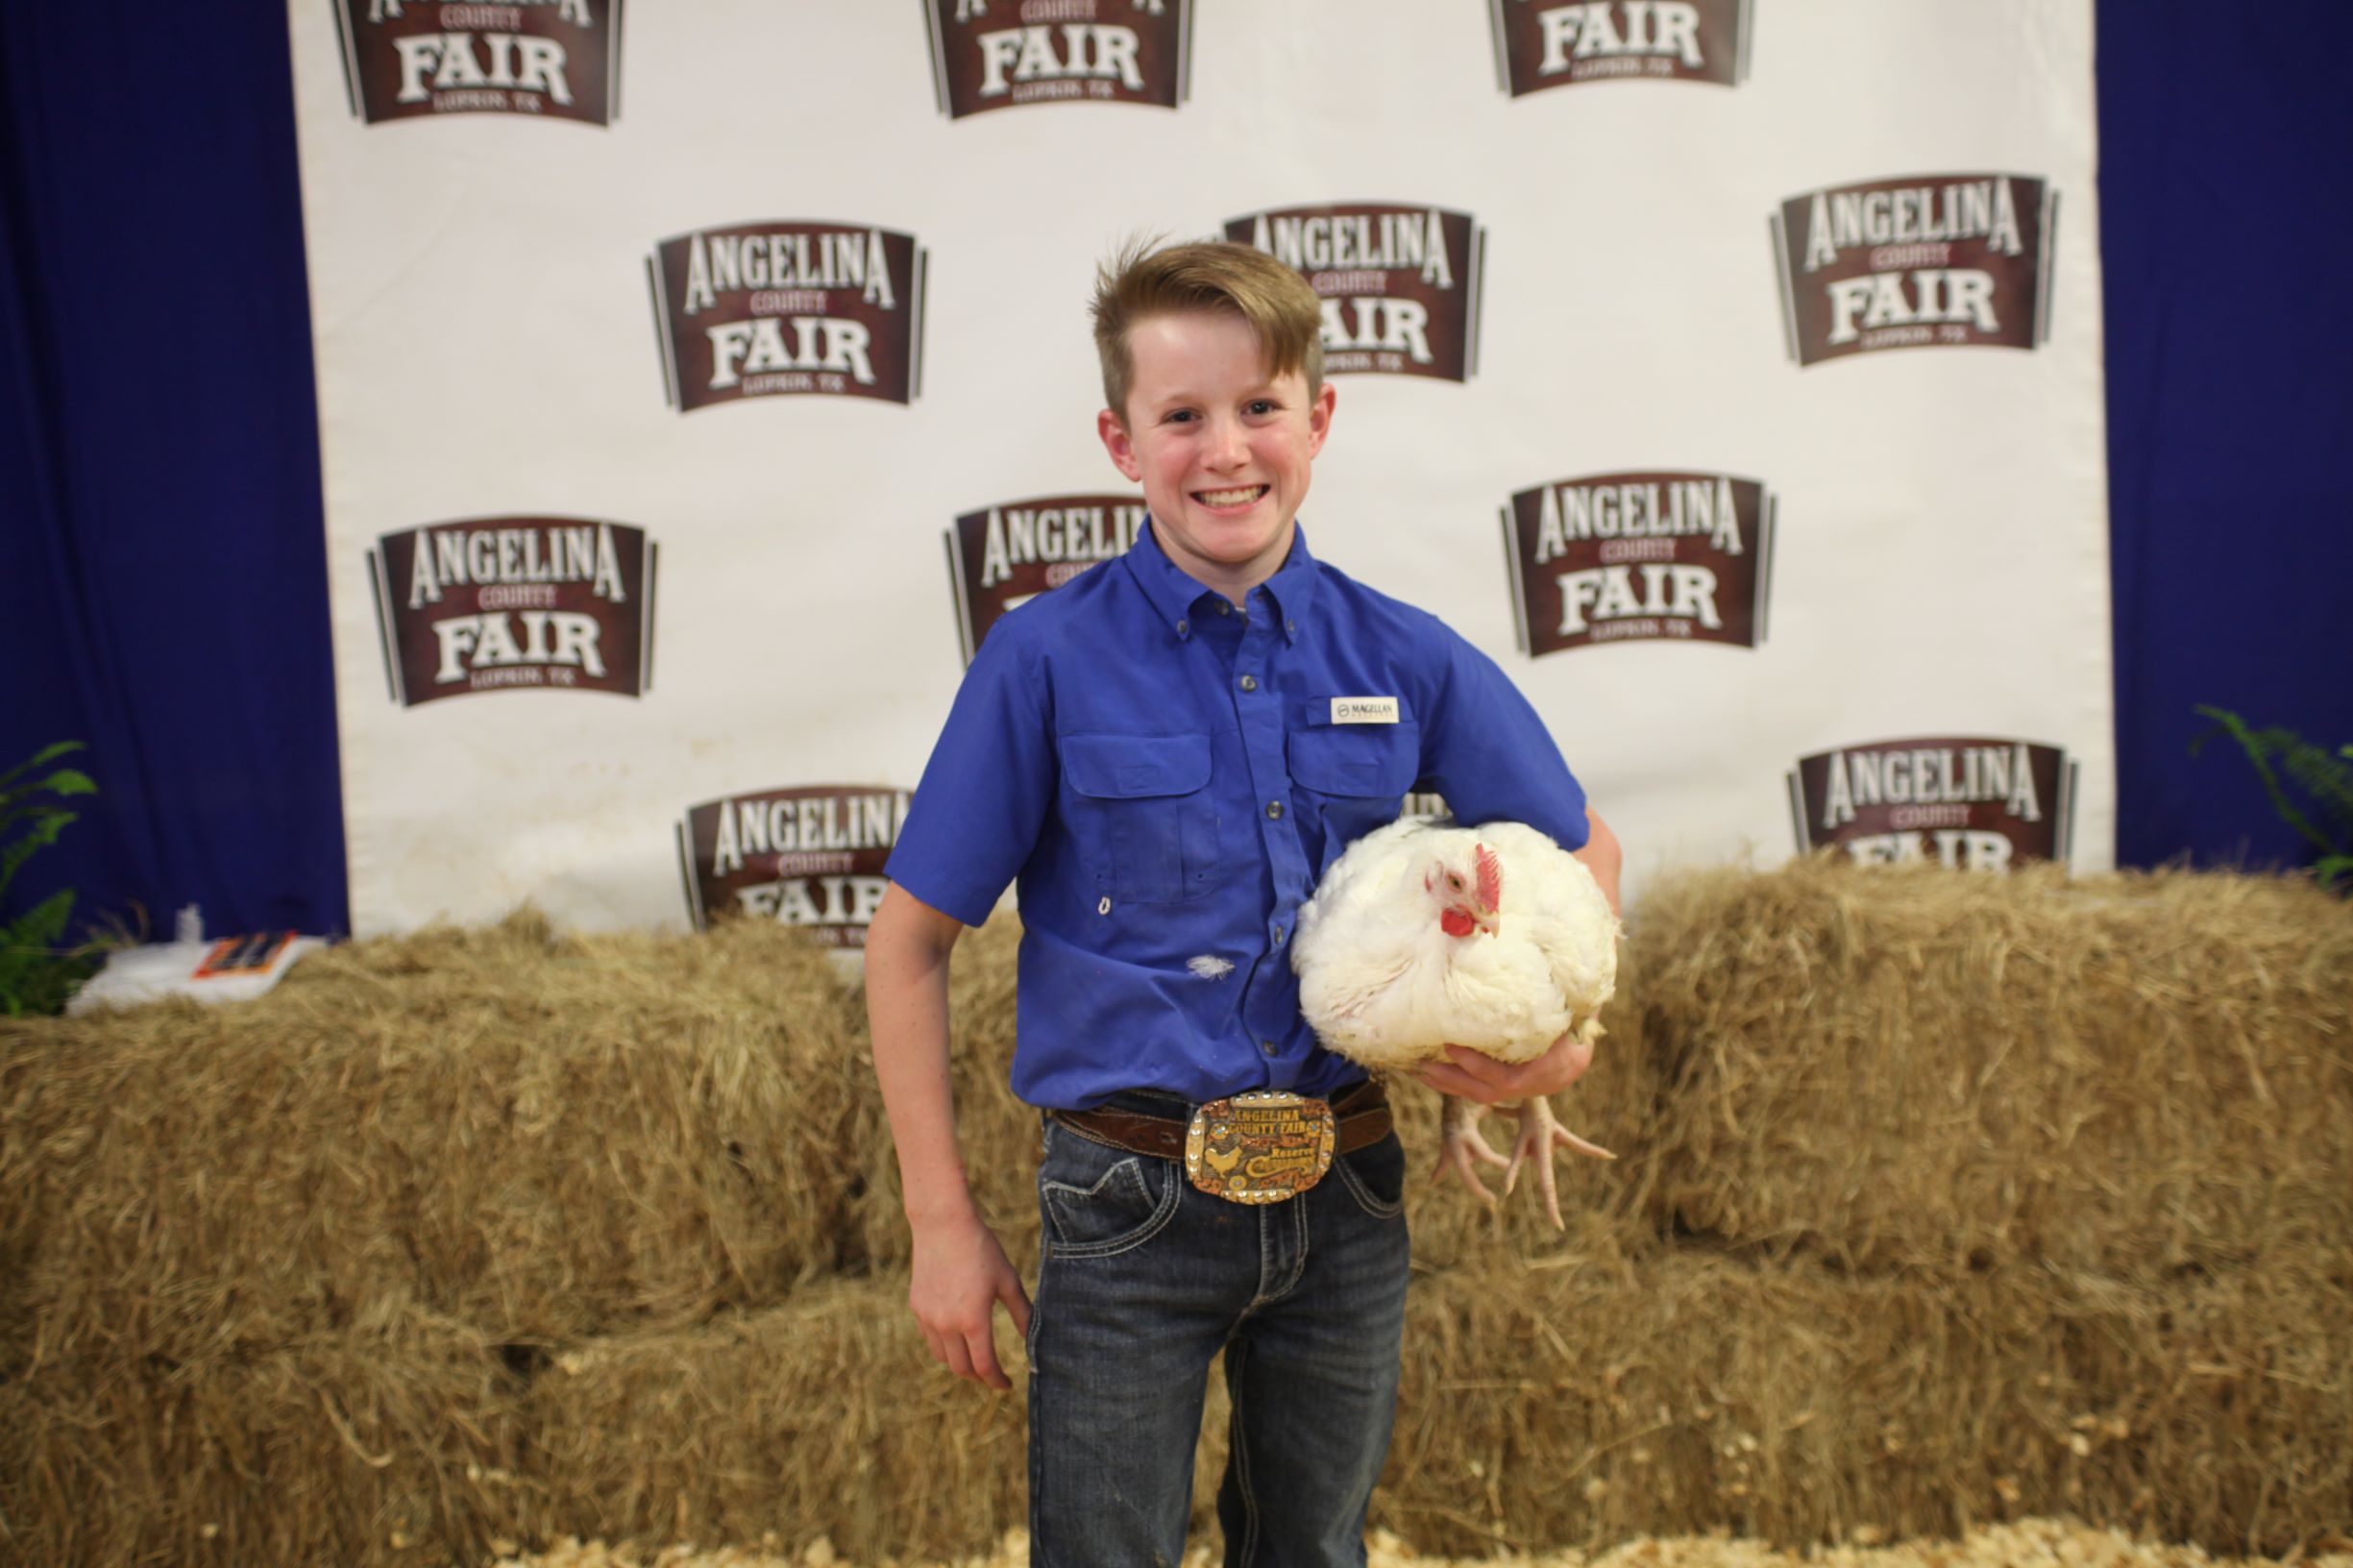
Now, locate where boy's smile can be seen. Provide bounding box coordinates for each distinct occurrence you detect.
[1098,309,1336,604]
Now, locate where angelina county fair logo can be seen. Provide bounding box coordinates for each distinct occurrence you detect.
[331,0,624,126]
[922,0,1190,118]
[647,222,926,410]
[1503,472,1775,655]
[1228,205,1484,382]
[677,787,910,943]
[946,495,1145,662]
[1789,738,2077,871]
[1488,0,1752,94]
[1772,174,2056,366]
[366,517,655,705]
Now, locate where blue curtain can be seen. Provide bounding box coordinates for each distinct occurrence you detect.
[3,5,2348,941]
[1,6,346,936]
[2097,1,2353,870]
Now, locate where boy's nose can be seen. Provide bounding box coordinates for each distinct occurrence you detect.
[1205,417,1249,468]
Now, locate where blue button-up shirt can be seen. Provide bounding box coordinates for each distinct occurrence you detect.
[886,522,1588,1111]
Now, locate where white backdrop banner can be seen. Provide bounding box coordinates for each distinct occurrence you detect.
[287,0,2113,940]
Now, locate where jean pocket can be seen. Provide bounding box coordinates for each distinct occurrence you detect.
[1332,1131,1407,1219]
[1040,1122,1183,1257]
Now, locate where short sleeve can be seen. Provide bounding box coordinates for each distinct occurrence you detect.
[1416,623,1589,850]
[885,626,1055,926]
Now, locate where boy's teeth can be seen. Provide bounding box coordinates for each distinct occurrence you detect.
[1197,486,1264,506]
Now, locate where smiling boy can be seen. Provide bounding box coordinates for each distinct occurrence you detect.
[867,240,1618,1566]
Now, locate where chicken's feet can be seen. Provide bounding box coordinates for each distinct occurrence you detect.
[1434,1093,1512,1212]
[1499,1094,1616,1231]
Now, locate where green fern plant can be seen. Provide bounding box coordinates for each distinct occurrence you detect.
[0,741,100,1015]
[2191,706,2353,891]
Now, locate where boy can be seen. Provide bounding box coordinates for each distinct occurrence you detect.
[867,240,1619,1567]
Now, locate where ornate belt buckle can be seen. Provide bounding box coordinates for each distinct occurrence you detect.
[1184,1090,1336,1204]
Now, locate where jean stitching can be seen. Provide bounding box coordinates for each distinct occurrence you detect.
[1027,1347,1045,1565]
[1275,1197,1308,1302]
[1332,1152,1404,1219]
[1227,1338,1262,1567]
[1243,1201,1275,1313]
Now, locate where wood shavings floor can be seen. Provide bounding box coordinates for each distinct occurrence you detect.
[490,1518,2353,1568]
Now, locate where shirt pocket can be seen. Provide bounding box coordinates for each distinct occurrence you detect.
[1287,703,1422,857]
[1060,732,1223,905]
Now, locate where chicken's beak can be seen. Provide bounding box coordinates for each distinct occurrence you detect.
[1475,906,1501,938]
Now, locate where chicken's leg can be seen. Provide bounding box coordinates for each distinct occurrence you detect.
[1435,1093,1512,1211]
[1500,1094,1616,1230]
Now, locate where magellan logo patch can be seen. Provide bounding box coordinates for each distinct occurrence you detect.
[1789,738,2077,870]
[676,786,910,943]
[366,517,655,704]
[1772,174,2056,366]
[1228,204,1484,382]
[1488,0,1752,94]
[647,222,926,410]
[331,0,623,126]
[1503,471,1775,655]
[922,0,1190,119]
[946,494,1144,663]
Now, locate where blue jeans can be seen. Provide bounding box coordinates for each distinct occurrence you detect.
[1026,1091,1411,1567]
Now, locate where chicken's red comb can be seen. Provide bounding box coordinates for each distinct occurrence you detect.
[1474,843,1502,912]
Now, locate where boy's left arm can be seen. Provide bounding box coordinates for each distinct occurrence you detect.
[1570,806,1622,918]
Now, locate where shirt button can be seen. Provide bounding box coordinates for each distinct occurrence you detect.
[1238,674,1258,693]
[1265,800,1284,821]
[1271,924,1286,945]
[1175,619,1189,636]
[1286,619,1297,636]
[1217,600,1232,616]
[1261,1041,1279,1058]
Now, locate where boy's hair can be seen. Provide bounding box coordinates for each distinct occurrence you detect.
[1091,238,1325,423]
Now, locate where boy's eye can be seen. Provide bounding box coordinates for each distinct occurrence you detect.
[1165,409,1196,425]
[1246,400,1276,415]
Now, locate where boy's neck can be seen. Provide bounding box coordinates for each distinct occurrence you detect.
[1151,517,1296,608]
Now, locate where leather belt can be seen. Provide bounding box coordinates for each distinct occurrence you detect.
[1052,1078,1392,1163]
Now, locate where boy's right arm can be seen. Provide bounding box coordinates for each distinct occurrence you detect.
[864,879,1032,1391]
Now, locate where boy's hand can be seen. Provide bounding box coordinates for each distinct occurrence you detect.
[1417,1026,1595,1104]
[908,1208,1032,1391]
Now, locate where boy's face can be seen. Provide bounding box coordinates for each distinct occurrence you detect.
[1098,309,1336,601]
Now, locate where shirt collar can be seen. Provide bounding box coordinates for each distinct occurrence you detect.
[1123,518,1319,645]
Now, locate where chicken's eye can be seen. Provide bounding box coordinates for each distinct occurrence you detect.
[1446,874,1462,891]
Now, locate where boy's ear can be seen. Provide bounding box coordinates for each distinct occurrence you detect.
[1307,381,1336,457]
[1098,407,1143,481]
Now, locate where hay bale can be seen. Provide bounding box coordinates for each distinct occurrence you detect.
[518,1276,1024,1561]
[513,1241,2347,1564]
[1381,1242,2352,1559]
[0,898,1639,1380]
[0,913,873,1360]
[0,1294,525,1567]
[1630,861,2353,1276]
[9,870,2345,1564]
[517,1270,1250,1565]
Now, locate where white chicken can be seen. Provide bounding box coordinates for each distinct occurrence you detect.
[1290,817,1618,1227]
